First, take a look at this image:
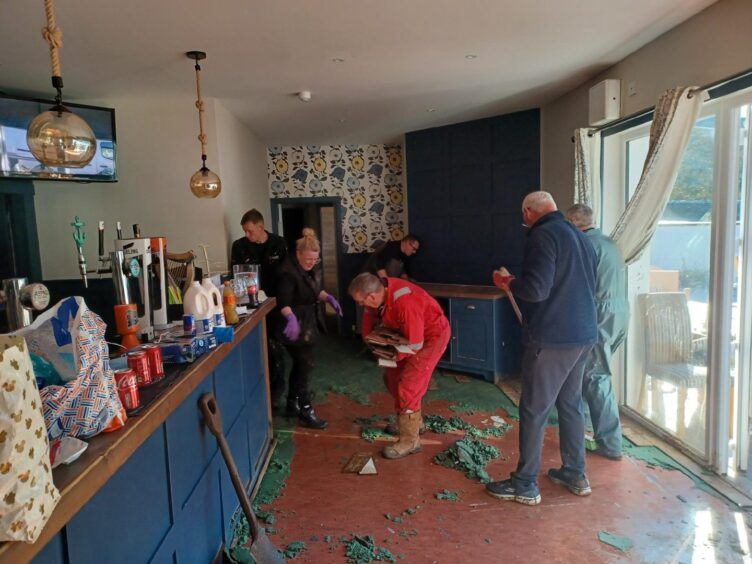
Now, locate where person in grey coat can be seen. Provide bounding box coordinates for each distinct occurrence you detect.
[566,204,630,460]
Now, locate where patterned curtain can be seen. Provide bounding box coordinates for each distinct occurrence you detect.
[610,87,707,264]
[573,128,601,219]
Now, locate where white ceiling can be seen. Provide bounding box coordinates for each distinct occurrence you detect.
[0,0,715,146]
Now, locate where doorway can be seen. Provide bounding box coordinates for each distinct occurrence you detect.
[270,197,344,335]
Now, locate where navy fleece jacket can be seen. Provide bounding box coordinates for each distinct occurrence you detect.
[510,210,598,348]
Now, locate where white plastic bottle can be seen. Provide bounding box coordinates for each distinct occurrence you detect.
[202,278,226,328]
[184,281,212,333]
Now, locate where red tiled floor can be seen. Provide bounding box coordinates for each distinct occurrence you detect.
[260,384,751,563]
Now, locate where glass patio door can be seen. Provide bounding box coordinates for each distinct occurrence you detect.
[619,113,716,458]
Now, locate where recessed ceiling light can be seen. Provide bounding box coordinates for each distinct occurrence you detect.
[338,118,346,123]
[426,108,437,113]
[465,54,478,60]
[332,57,346,63]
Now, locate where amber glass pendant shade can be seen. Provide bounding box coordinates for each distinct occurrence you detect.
[190,166,222,198]
[26,105,96,167]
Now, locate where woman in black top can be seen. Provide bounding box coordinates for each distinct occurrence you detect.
[274,228,342,428]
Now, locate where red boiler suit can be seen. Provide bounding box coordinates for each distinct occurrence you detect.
[363,278,451,412]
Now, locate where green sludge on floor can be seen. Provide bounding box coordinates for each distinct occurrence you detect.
[434,435,500,483]
[345,535,396,563]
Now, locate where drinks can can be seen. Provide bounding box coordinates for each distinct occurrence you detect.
[127,350,152,387]
[114,368,140,411]
[143,344,164,381]
[183,313,196,336]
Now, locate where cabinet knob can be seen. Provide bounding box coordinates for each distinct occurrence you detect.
[465,304,476,310]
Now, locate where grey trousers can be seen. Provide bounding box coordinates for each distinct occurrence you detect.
[513,344,592,487]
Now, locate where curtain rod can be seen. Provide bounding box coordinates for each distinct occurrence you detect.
[571,67,752,141]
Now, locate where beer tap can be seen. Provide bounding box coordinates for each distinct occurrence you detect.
[70,216,116,287]
[71,216,89,288]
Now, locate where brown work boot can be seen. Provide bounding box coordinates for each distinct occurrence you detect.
[383,418,426,436]
[382,411,423,459]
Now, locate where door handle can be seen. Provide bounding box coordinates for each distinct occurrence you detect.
[465,304,476,310]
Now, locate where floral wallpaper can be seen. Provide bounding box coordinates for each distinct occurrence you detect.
[267,144,407,253]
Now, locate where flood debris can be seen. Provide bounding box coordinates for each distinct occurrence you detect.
[435,489,460,501]
[434,436,500,483]
[423,414,510,438]
[345,534,396,563]
[598,531,633,553]
[284,541,307,558]
[362,426,392,443]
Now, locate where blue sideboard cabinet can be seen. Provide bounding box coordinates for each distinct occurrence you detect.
[2,302,275,564]
[422,283,521,382]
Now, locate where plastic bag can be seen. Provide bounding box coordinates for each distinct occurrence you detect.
[15,296,126,438]
[0,336,60,543]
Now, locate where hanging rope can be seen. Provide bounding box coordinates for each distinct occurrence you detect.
[194,62,208,161]
[41,0,63,78]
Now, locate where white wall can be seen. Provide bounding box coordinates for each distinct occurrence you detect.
[541,0,752,206]
[214,100,270,257]
[33,95,268,279]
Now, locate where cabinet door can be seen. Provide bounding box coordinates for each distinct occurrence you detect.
[450,298,493,368]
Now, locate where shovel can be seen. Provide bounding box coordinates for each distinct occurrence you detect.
[199,393,284,564]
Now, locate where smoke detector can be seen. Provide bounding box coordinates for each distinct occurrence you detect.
[298,90,312,102]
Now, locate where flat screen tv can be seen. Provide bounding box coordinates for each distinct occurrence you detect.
[0,93,117,182]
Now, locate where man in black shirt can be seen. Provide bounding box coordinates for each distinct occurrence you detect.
[230,209,288,408]
[362,234,420,280]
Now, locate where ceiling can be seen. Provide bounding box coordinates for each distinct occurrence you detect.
[0,0,716,146]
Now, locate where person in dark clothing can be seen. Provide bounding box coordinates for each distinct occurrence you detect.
[230,209,288,408]
[274,228,342,429]
[362,234,420,279]
[486,191,597,506]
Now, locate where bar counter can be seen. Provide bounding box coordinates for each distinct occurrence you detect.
[0,300,276,564]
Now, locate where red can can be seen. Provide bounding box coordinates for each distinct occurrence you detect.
[143,344,164,381]
[114,368,140,411]
[127,350,152,388]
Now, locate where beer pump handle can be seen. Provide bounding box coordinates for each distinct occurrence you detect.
[116,221,123,240]
[133,224,141,238]
[98,221,106,261]
[71,216,89,288]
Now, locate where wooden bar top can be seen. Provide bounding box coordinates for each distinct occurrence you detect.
[0,299,275,562]
[419,282,506,300]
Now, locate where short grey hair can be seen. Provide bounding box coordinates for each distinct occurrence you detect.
[565,204,594,229]
[348,272,383,296]
[522,191,557,213]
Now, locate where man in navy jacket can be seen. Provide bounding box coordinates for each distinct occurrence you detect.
[487,191,597,505]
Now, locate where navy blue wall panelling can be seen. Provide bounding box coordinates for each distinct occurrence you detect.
[406,109,540,284]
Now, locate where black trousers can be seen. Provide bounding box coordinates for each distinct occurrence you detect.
[267,337,286,404]
[284,344,315,407]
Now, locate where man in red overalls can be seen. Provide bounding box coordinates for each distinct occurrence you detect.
[349,272,451,459]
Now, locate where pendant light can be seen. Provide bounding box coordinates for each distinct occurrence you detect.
[187,51,221,199]
[26,0,96,168]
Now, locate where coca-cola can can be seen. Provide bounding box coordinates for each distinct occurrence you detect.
[114,368,140,411]
[127,350,152,388]
[143,344,164,381]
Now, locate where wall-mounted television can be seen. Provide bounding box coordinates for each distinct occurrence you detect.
[0,93,117,182]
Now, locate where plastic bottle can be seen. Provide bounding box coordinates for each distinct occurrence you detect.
[184,281,213,333]
[202,278,225,327]
[223,281,239,325]
[247,277,260,309]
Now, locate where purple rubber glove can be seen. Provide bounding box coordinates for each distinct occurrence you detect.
[283,312,300,341]
[325,294,343,317]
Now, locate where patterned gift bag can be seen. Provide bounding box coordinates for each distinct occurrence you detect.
[15,296,125,438]
[0,336,60,543]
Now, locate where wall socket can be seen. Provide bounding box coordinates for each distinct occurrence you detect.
[627,81,637,97]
